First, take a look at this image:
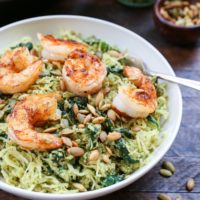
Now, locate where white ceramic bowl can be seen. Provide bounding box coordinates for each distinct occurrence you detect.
[0,15,182,200]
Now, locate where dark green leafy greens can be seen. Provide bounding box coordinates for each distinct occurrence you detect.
[57,101,65,114]
[66,96,88,124]
[84,36,112,53]
[48,149,65,163]
[42,163,54,176]
[0,130,7,140]
[115,128,132,138]
[147,115,160,129]
[11,42,33,51]
[107,65,123,74]
[115,139,139,164]
[68,96,88,109]
[102,175,124,187]
[102,118,114,132]
[85,124,101,148]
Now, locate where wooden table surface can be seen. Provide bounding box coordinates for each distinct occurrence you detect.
[0,0,200,199]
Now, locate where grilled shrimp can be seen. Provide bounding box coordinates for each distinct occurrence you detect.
[7,93,63,151]
[0,47,43,94]
[37,33,88,61]
[62,50,107,96]
[112,66,157,118]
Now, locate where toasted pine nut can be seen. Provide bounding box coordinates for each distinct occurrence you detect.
[72,141,79,147]
[68,147,84,157]
[77,113,85,123]
[79,109,89,114]
[84,114,92,124]
[107,109,116,121]
[60,79,66,91]
[99,131,107,142]
[73,103,79,116]
[61,129,74,136]
[102,154,110,164]
[62,137,72,147]
[72,183,87,192]
[106,146,113,156]
[95,91,104,108]
[107,131,121,141]
[43,127,57,133]
[92,116,105,124]
[100,104,111,111]
[89,149,100,161]
[87,104,98,116]
[78,124,85,129]
[87,94,92,101]
[132,126,141,132]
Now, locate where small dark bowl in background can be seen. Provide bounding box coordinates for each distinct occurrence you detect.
[153,0,200,45]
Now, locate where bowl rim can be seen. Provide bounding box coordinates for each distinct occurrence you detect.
[154,0,200,29]
[0,15,183,200]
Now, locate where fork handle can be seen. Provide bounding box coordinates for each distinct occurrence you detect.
[152,72,200,91]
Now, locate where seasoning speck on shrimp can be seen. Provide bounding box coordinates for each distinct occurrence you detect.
[62,50,107,96]
[7,93,63,151]
[0,47,43,94]
[37,33,88,61]
[112,66,157,118]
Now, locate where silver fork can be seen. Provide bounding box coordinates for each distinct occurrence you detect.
[138,62,200,91]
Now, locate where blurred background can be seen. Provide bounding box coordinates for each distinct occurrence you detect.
[0,0,199,46]
[0,0,180,47]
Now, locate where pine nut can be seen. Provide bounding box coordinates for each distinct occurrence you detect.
[72,183,87,192]
[60,79,66,91]
[107,109,116,121]
[100,104,111,111]
[79,109,89,114]
[72,141,79,147]
[78,124,85,129]
[99,131,107,142]
[87,104,98,116]
[73,103,79,116]
[107,131,121,141]
[77,113,85,123]
[68,147,84,157]
[106,146,113,156]
[84,114,92,124]
[132,126,141,132]
[62,137,72,147]
[102,154,110,164]
[61,129,74,136]
[43,127,57,133]
[95,91,104,107]
[92,116,105,124]
[89,149,100,161]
